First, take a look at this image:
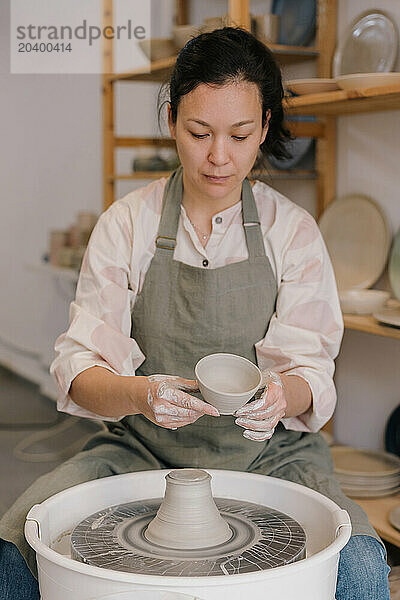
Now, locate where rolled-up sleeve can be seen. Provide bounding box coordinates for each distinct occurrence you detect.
[256,212,344,432]
[50,200,145,421]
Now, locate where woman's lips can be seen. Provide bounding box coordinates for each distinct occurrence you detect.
[204,174,230,183]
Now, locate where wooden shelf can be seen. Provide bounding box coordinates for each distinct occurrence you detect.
[356,493,400,547]
[112,169,317,181]
[107,45,318,83]
[285,84,400,116]
[343,313,400,341]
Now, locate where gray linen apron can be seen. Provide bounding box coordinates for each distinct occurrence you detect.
[0,167,380,579]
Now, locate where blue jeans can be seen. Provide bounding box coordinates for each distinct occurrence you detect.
[0,534,390,599]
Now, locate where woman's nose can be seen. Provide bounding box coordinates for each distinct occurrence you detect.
[208,138,229,166]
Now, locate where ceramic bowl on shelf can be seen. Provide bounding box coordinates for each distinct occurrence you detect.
[138,38,176,62]
[285,78,339,95]
[336,72,400,91]
[339,289,390,315]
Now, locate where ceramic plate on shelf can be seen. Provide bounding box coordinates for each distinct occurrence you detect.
[285,78,339,95]
[331,446,400,477]
[333,11,398,77]
[389,228,400,301]
[336,72,400,91]
[342,486,400,499]
[318,195,390,291]
[271,0,316,46]
[373,307,400,328]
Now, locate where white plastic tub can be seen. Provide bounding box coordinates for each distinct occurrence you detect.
[25,469,351,600]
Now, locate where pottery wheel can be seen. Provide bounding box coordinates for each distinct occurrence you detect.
[71,498,306,576]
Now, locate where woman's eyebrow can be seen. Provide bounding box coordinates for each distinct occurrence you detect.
[187,119,255,127]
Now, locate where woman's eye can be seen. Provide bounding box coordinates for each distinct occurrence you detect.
[190,132,208,139]
[190,133,248,141]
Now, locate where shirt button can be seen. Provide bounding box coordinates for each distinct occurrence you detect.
[215,216,222,224]
[202,259,209,267]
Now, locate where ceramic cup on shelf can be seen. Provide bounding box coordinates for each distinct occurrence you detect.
[195,353,262,415]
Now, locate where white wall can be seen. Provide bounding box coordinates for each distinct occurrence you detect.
[0,0,399,448]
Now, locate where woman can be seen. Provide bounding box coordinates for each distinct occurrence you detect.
[0,27,390,599]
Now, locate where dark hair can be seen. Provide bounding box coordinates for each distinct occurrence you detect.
[158,27,292,162]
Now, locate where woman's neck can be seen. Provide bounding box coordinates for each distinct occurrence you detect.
[181,171,243,222]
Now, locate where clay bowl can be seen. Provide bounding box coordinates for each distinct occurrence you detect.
[195,353,261,415]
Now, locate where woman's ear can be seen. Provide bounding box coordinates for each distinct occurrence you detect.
[167,104,176,139]
[260,109,271,146]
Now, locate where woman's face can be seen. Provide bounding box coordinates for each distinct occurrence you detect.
[168,80,270,201]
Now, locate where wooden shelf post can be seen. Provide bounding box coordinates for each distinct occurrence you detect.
[175,0,189,26]
[315,0,337,216]
[229,0,251,30]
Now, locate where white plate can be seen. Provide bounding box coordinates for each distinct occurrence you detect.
[331,446,400,477]
[373,307,400,329]
[342,486,400,499]
[336,72,400,91]
[337,473,400,486]
[333,11,398,77]
[319,195,391,291]
[285,78,339,95]
[337,479,400,491]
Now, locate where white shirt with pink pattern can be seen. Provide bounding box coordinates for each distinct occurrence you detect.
[50,176,344,432]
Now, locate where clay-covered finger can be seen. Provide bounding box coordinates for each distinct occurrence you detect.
[149,374,199,390]
[235,398,279,417]
[234,407,279,421]
[243,429,275,442]
[158,386,219,417]
[152,401,201,420]
[155,414,200,427]
[235,414,280,431]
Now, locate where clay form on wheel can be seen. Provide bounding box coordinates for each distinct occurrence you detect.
[195,353,262,414]
[145,469,232,549]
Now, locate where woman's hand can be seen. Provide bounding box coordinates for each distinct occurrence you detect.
[142,374,219,429]
[234,370,286,441]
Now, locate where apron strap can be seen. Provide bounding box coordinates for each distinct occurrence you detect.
[155,166,182,254]
[241,177,266,262]
[155,166,266,261]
